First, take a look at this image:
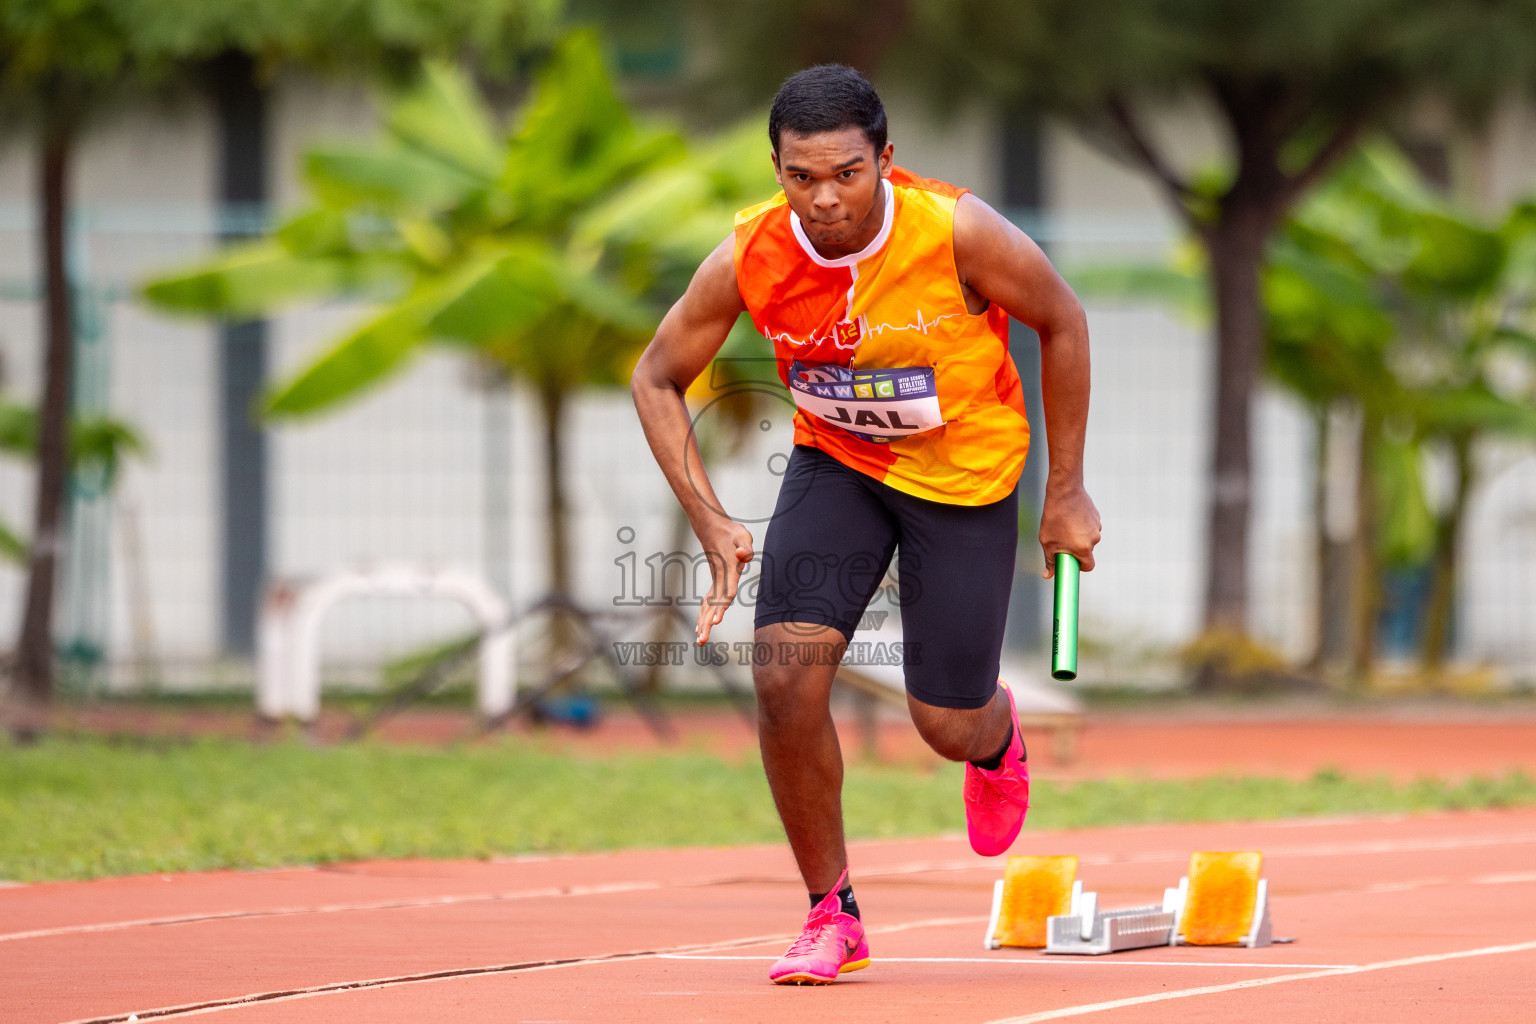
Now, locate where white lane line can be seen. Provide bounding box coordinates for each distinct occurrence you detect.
[56,930,800,1024]
[56,950,659,1024]
[860,830,1536,880]
[869,915,987,935]
[658,955,1361,969]
[15,828,1536,946]
[1257,831,1536,858]
[60,916,976,1022]
[1475,871,1536,885]
[0,880,665,945]
[1361,877,1448,894]
[981,939,1536,1024]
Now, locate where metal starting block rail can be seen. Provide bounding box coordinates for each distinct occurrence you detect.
[1045,902,1178,955]
[986,851,1283,956]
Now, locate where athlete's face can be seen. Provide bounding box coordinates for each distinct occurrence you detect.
[773,128,894,257]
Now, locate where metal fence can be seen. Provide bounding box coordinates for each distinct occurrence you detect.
[1,205,1534,695]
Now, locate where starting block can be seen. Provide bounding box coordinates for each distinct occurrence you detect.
[984,855,1085,949]
[988,850,1279,955]
[1167,850,1273,948]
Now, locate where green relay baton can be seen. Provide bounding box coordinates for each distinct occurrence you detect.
[1051,553,1080,681]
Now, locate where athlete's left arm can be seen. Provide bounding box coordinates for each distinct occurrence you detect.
[953,192,1102,576]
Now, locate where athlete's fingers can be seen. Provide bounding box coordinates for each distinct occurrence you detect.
[721,558,740,603]
[698,575,729,642]
[697,531,753,641]
[1041,542,1097,577]
[714,549,751,626]
[697,560,720,643]
[697,554,737,642]
[1076,519,1102,573]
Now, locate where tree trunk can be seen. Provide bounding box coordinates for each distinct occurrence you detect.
[1308,406,1329,673]
[539,382,569,601]
[1421,434,1473,678]
[13,130,76,717]
[1310,404,1354,677]
[1348,411,1382,682]
[1200,205,1270,634]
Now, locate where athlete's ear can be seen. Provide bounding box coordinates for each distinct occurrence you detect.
[771,149,783,188]
[878,142,894,178]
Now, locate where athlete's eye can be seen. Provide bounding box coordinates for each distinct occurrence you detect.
[840,169,856,179]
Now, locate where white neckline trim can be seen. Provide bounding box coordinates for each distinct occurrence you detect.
[789,178,895,269]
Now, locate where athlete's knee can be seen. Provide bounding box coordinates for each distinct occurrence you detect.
[752,659,819,727]
[908,698,991,762]
[913,719,975,762]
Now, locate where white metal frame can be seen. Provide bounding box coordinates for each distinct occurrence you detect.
[257,564,515,721]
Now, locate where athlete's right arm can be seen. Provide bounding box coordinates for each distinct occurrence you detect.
[630,235,754,646]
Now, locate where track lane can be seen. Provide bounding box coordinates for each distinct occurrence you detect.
[7,809,1534,940]
[8,810,1536,1023]
[982,942,1536,1023]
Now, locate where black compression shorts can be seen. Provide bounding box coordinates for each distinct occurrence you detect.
[753,445,1019,710]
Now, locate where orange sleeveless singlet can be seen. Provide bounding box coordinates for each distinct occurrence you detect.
[733,166,1030,506]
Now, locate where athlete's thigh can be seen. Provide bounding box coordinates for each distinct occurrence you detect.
[754,445,899,640]
[890,484,1019,710]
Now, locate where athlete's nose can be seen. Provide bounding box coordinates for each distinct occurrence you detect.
[811,183,839,214]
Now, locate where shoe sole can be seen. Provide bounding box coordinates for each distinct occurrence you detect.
[968,817,1027,858]
[770,958,871,985]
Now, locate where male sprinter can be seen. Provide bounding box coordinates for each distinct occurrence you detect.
[631,65,1100,984]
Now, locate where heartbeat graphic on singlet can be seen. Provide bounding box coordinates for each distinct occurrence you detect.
[763,309,955,352]
[862,309,960,336]
[764,328,832,349]
[762,323,861,351]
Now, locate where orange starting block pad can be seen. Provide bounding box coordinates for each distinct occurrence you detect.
[983,855,1085,949]
[1168,850,1274,947]
[984,850,1281,955]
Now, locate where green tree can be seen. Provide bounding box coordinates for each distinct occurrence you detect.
[0,396,146,565]
[1319,157,1536,677]
[0,398,35,563]
[0,0,557,714]
[145,33,775,607]
[1266,167,1414,680]
[699,0,1536,652]
[1083,145,1536,682]
[0,0,156,717]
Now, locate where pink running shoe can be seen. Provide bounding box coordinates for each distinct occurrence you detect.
[963,680,1031,856]
[768,868,870,985]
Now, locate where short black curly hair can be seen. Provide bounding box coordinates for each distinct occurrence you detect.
[768,64,887,156]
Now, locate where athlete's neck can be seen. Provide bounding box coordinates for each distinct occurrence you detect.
[808,180,887,260]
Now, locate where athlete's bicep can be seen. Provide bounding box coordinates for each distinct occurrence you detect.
[953,193,1082,334]
[633,236,746,393]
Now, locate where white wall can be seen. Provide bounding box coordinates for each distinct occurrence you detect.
[880,87,1001,202]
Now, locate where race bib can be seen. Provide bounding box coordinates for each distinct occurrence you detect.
[787,361,945,444]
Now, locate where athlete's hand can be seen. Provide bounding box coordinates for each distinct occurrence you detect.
[1039,480,1101,577]
[695,520,755,645]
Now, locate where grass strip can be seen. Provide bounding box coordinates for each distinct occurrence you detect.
[2,737,1533,883]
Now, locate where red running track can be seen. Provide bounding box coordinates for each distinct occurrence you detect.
[4,809,1536,1023]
